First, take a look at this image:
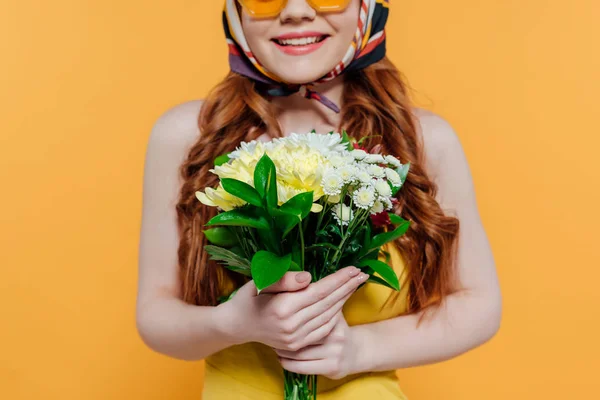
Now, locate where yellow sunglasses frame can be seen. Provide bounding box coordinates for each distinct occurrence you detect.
[238,0,352,18]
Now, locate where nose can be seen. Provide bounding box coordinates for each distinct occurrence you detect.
[279,0,317,23]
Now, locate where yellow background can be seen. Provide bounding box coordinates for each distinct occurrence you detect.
[1,0,598,398]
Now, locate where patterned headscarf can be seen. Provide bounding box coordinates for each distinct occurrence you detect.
[223,0,390,113]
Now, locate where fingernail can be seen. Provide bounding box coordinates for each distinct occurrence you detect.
[348,267,360,277]
[296,272,311,283]
[357,273,369,282]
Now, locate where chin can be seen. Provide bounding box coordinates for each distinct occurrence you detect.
[268,62,333,85]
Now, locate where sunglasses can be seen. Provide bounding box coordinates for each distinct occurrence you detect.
[238,0,352,18]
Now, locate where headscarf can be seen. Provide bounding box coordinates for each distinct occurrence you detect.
[223,0,390,113]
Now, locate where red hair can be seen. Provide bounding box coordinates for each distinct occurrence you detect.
[176,57,461,326]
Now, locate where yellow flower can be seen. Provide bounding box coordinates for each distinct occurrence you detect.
[195,184,245,211]
[196,139,331,212]
[268,142,331,204]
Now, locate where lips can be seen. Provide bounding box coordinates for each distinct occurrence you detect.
[271,31,330,56]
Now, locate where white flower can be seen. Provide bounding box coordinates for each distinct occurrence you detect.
[228,139,273,162]
[353,186,376,209]
[373,179,392,197]
[321,170,344,196]
[279,132,348,155]
[355,168,372,184]
[367,164,386,179]
[337,164,356,183]
[343,154,356,164]
[327,153,346,168]
[384,155,402,168]
[385,168,402,186]
[351,149,367,160]
[382,197,394,210]
[333,203,354,226]
[370,200,385,214]
[364,154,386,164]
[327,194,341,204]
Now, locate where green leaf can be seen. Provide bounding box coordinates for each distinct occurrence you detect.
[289,260,302,272]
[369,219,410,250]
[341,129,354,151]
[280,191,314,220]
[310,129,317,133]
[214,153,230,167]
[388,214,407,226]
[397,162,410,185]
[357,134,383,146]
[217,287,240,304]
[221,178,263,207]
[326,224,342,238]
[203,227,238,247]
[204,245,251,276]
[346,237,362,254]
[361,222,372,249]
[254,154,278,209]
[206,208,270,229]
[357,259,400,291]
[251,251,293,293]
[380,249,392,264]
[366,274,399,291]
[305,243,339,251]
[270,208,300,238]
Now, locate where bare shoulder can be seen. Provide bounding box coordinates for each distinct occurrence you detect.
[412,107,464,179]
[412,107,467,174]
[137,99,204,304]
[411,107,476,215]
[146,99,204,157]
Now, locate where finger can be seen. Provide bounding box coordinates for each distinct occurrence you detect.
[296,311,342,349]
[295,266,361,309]
[278,358,334,376]
[295,289,353,338]
[294,271,367,324]
[261,271,312,294]
[236,279,259,297]
[275,344,327,361]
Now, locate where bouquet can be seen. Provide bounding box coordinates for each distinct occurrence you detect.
[196,131,410,400]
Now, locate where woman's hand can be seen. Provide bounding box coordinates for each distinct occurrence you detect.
[273,313,363,380]
[218,267,369,352]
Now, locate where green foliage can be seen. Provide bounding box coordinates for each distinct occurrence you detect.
[206,207,270,230]
[388,213,405,225]
[251,251,293,293]
[367,219,410,251]
[214,153,230,167]
[204,245,251,276]
[254,154,278,210]
[203,227,238,247]
[221,178,263,207]
[356,258,400,290]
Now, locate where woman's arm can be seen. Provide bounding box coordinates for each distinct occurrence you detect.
[355,111,503,371]
[135,101,236,361]
[136,101,366,361]
[276,111,502,377]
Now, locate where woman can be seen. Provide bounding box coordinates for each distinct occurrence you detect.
[136,0,502,398]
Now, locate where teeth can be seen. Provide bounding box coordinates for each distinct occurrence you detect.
[277,36,322,46]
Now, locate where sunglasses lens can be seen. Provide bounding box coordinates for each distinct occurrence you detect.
[238,0,286,17]
[309,0,352,12]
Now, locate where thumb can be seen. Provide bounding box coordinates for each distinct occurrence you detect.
[260,271,312,294]
[235,278,259,297]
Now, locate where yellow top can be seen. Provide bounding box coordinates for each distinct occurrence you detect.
[203,243,411,399]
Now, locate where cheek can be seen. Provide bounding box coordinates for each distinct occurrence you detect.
[241,16,271,50]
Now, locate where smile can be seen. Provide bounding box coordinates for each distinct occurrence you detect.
[274,35,328,46]
[271,32,330,56]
